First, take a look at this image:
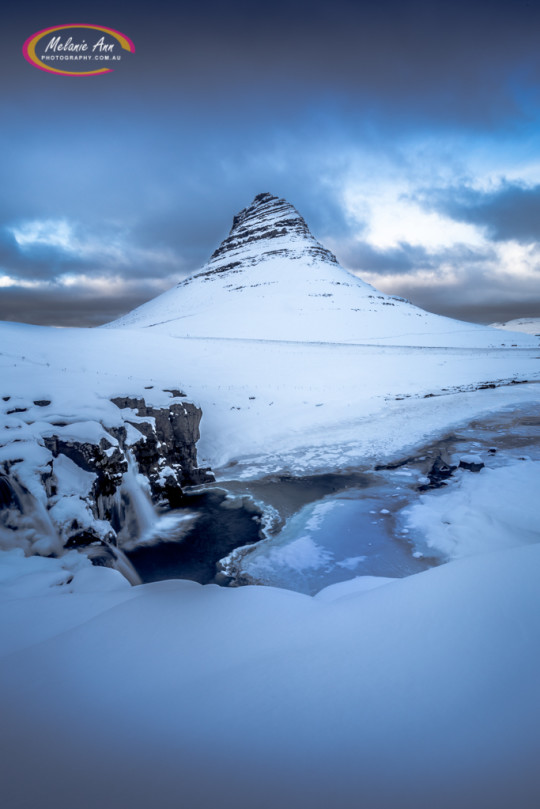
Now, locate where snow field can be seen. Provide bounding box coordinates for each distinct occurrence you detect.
[1,542,539,809]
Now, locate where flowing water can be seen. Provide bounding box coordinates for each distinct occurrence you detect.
[120,451,159,541]
[0,474,62,555]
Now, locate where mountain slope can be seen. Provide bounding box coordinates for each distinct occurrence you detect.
[490,317,540,336]
[107,193,537,347]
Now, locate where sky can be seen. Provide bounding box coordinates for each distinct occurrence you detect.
[2,0,540,326]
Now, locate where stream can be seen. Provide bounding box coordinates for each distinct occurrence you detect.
[124,402,540,594]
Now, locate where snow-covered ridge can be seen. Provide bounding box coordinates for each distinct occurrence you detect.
[490,317,540,336]
[106,193,539,348]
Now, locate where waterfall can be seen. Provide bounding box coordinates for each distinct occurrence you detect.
[120,451,159,545]
[0,474,62,556]
[1,472,142,586]
[85,543,142,586]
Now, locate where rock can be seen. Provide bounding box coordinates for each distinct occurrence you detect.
[163,388,186,398]
[2,394,214,553]
[418,455,457,490]
[459,455,485,472]
[110,396,214,500]
[205,192,339,275]
[0,475,15,507]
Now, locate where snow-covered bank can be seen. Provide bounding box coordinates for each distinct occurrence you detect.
[1,544,539,809]
[403,460,540,561]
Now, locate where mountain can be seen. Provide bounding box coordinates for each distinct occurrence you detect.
[107,192,534,347]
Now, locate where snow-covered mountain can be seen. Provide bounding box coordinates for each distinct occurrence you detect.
[108,192,536,348]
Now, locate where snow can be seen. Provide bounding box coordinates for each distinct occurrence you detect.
[401,460,540,561]
[491,317,540,335]
[244,534,334,575]
[51,453,95,497]
[458,453,484,465]
[1,544,540,809]
[2,322,539,484]
[314,574,397,600]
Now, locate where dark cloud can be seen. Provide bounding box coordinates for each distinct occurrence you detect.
[338,240,494,275]
[0,283,168,328]
[375,257,540,324]
[341,239,540,323]
[419,182,540,243]
[391,283,540,326]
[437,300,540,326]
[6,0,540,128]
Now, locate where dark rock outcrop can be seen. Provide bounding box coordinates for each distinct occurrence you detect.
[110,396,213,501]
[1,394,214,553]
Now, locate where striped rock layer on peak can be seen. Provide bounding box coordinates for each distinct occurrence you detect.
[107,194,538,348]
[206,192,339,272]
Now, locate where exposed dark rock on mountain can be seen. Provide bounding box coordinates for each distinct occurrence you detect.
[206,192,339,272]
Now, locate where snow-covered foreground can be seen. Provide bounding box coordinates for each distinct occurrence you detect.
[1,542,539,809]
[2,320,539,808]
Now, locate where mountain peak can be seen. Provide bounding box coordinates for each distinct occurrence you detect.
[229,192,307,235]
[205,192,338,272]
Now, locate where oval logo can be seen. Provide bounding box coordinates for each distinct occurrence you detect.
[23,24,135,76]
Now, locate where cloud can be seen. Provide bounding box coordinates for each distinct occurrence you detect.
[0,219,187,283]
[336,239,494,275]
[8,0,540,133]
[0,277,174,327]
[419,181,540,243]
[355,240,540,323]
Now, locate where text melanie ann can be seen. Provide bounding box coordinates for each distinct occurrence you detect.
[44,36,115,53]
